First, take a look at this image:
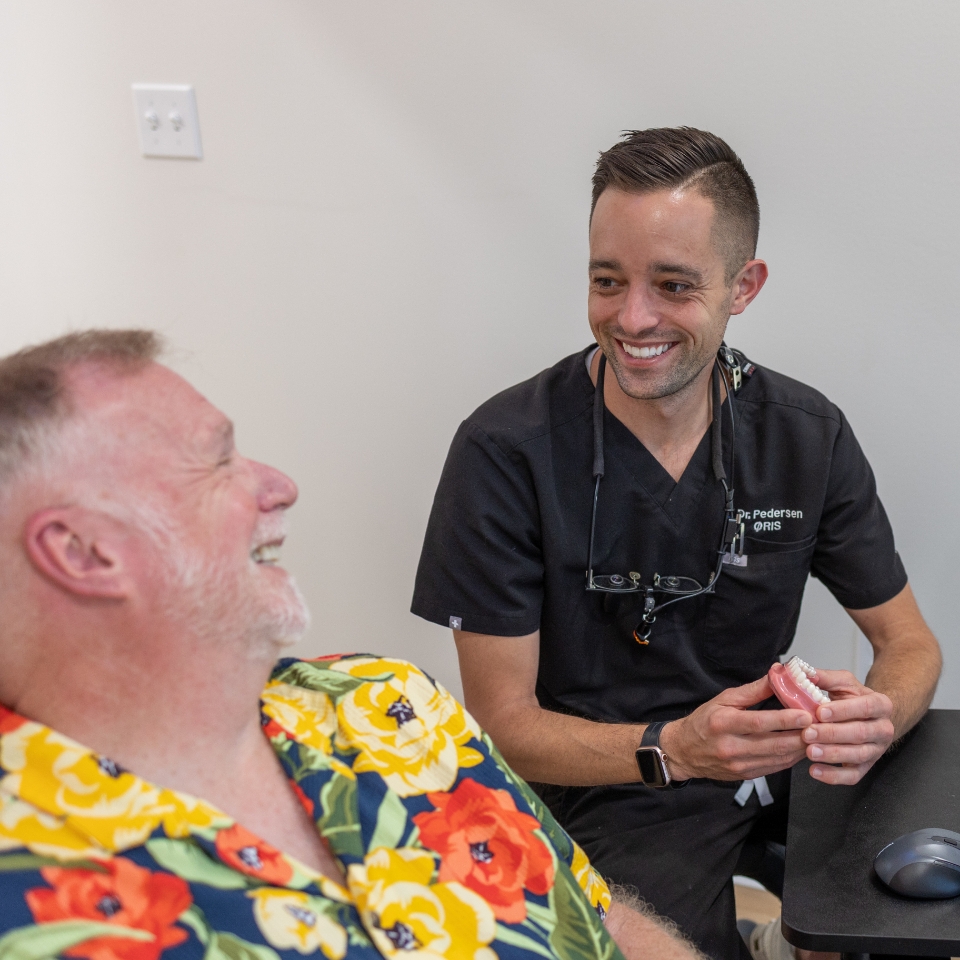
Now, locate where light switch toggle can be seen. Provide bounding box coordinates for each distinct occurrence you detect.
[131,84,203,159]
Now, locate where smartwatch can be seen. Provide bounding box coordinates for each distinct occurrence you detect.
[635,721,687,788]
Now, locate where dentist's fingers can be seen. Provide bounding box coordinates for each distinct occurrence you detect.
[803,717,894,746]
[809,760,874,786]
[815,690,893,725]
[805,740,887,766]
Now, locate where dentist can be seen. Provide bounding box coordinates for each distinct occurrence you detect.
[412,128,941,960]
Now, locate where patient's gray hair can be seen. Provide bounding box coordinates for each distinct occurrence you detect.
[0,329,162,493]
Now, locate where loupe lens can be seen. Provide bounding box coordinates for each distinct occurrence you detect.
[590,574,640,592]
[655,575,702,595]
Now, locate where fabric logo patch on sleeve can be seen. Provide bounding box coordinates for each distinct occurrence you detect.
[449,616,462,630]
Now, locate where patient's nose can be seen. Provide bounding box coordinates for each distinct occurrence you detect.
[256,462,298,511]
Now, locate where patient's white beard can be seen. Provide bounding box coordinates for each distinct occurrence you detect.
[163,542,312,660]
[107,499,311,659]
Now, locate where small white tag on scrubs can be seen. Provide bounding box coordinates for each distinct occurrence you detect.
[722,552,748,567]
[734,776,774,807]
[449,616,462,630]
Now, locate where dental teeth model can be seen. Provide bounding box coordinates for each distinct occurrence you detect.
[768,655,831,714]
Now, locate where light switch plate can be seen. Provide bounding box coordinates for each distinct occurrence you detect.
[132,84,203,159]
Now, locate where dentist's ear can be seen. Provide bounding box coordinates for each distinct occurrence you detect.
[23,508,129,599]
[729,259,768,315]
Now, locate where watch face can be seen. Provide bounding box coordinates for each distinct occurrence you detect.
[636,747,668,787]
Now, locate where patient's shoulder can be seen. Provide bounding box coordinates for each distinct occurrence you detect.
[268,654,464,710]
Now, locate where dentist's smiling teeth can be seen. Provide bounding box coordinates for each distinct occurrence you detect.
[621,341,673,360]
[251,543,282,565]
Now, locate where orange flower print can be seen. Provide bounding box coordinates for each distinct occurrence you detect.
[261,714,290,740]
[413,778,555,924]
[25,857,191,960]
[0,703,27,734]
[291,780,315,817]
[215,823,293,885]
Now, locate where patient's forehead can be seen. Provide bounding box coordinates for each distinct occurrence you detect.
[66,361,229,473]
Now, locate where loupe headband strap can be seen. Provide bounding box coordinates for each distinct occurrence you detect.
[593,353,606,479]
[710,362,726,485]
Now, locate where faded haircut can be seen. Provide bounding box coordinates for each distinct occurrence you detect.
[591,127,760,281]
[0,329,163,491]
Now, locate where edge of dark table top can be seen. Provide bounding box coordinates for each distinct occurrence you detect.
[781,709,960,956]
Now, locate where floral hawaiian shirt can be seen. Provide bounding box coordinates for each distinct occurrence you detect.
[0,655,621,960]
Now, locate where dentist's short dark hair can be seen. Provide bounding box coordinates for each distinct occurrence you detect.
[592,127,760,281]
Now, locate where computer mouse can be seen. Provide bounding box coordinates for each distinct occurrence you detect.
[874,828,960,899]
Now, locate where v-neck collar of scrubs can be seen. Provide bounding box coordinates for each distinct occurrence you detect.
[579,350,724,526]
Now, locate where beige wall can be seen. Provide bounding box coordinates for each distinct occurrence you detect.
[1,1,957,703]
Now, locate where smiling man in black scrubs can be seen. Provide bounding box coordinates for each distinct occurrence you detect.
[411,128,942,960]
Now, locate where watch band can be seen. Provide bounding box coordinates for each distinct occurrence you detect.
[641,720,669,748]
[636,721,689,788]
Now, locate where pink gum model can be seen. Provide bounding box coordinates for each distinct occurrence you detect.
[768,660,826,715]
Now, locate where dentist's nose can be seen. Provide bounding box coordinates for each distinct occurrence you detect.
[619,286,661,336]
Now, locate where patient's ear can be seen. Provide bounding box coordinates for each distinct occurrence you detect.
[23,507,130,599]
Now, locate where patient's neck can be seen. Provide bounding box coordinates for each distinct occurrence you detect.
[6,612,344,880]
[5,611,282,805]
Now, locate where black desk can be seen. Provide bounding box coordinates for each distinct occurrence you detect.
[782,709,960,959]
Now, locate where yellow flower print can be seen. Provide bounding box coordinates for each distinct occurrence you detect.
[333,658,483,797]
[348,848,496,960]
[0,788,107,860]
[570,841,611,916]
[0,723,226,852]
[249,888,348,958]
[262,681,338,753]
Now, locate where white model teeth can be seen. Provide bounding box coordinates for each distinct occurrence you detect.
[621,341,671,359]
[788,656,816,677]
[251,543,281,565]
[785,656,831,702]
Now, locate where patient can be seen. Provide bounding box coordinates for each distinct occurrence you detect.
[0,331,699,960]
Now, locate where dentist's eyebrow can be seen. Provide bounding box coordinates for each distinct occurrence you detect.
[650,261,704,283]
[589,259,623,272]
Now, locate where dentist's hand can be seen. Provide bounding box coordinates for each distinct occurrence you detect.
[660,676,812,782]
[801,669,894,785]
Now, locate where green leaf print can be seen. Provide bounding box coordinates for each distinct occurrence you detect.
[317,773,365,858]
[549,867,618,960]
[203,931,281,960]
[368,789,408,851]
[0,853,108,873]
[291,741,356,776]
[146,838,250,889]
[494,922,558,960]
[524,900,559,936]
[178,904,212,945]
[273,662,393,701]
[0,920,152,960]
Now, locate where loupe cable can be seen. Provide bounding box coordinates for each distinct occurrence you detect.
[585,345,745,643]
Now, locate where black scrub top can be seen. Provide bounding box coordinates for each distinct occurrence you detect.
[411,346,907,724]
